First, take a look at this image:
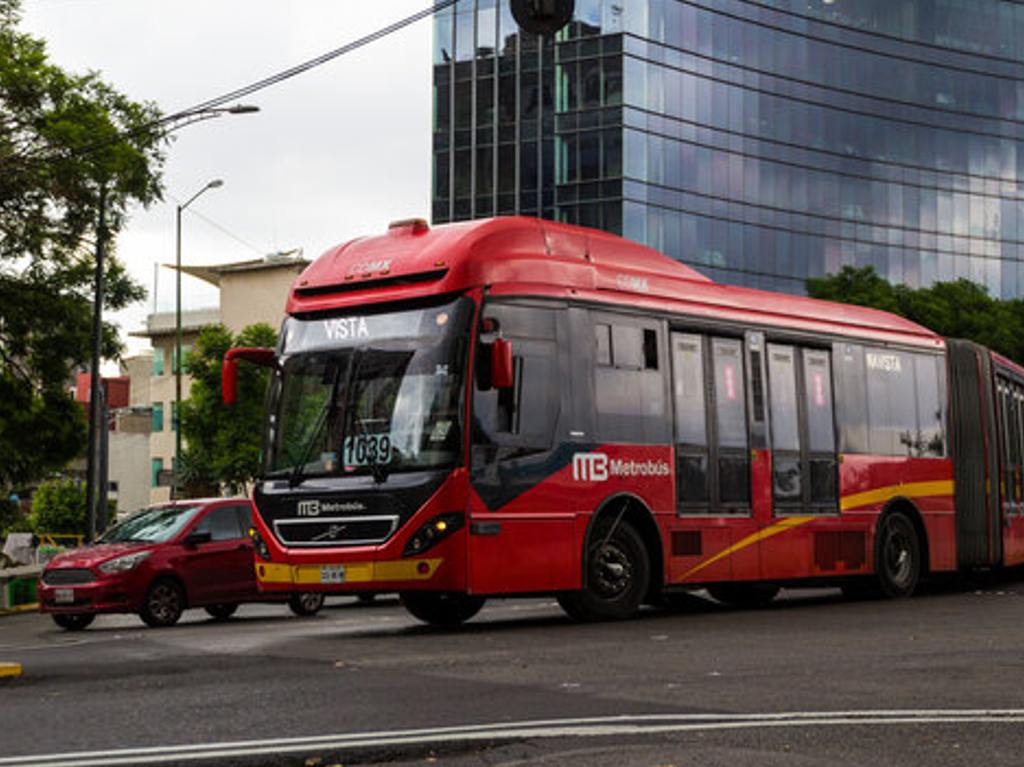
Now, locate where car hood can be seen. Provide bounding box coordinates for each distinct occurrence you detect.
[46,542,155,569]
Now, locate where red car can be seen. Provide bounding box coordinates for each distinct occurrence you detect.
[38,499,324,630]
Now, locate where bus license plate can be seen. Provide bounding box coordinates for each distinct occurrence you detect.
[320,565,346,585]
[54,589,75,604]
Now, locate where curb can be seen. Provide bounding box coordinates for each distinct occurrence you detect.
[0,662,23,678]
[0,602,38,617]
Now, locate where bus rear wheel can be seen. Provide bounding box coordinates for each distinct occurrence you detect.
[400,592,485,627]
[558,518,650,622]
[707,583,779,608]
[876,511,921,599]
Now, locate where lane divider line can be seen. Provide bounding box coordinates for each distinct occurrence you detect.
[3,710,1024,767]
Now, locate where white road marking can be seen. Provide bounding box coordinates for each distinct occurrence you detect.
[0,639,91,653]
[3,710,1024,766]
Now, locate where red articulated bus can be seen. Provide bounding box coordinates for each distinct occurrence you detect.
[223,216,1024,626]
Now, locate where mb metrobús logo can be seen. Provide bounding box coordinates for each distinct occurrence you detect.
[572,452,671,482]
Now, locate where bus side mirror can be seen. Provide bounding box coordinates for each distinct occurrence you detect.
[491,338,514,389]
[222,347,277,405]
[222,358,239,405]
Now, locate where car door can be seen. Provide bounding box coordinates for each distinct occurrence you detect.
[180,505,253,604]
[229,504,259,599]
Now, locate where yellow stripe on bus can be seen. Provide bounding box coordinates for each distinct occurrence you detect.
[839,480,954,512]
[257,558,443,586]
[678,516,815,583]
[676,479,954,583]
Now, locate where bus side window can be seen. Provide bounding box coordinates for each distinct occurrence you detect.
[672,333,709,507]
[593,319,668,444]
[473,305,560,456]
[833,343,868,454]
[712,338,750,507]
[914,353,945,458]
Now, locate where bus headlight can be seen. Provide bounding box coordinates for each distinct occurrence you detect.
[402,513,464,557]
[250,527,272,561]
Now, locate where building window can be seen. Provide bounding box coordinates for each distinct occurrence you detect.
[152,349,165,376]
[171,347,190,374]
[151,403,164,432]
[151,458,163,488]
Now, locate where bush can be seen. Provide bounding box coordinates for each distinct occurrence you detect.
[0,497,32,537]
[30,478,103,534]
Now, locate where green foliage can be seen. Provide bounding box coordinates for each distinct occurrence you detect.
[807,267,1024,365]
[179,323,278,495]
[0,497,31,536]
[30,477,101,534]
[0,1,164,491]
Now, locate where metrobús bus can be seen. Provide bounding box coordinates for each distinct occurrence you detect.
[222,216,1024,626]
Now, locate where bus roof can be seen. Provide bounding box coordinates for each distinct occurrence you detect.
[288,217,942,350]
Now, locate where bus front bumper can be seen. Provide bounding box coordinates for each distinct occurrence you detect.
[255,558,444,591]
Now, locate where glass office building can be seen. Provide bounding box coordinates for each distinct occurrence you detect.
[432,1,1024,295]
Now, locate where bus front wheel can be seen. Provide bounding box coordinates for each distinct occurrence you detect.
[558,518,650,621]
[401,592,485,627]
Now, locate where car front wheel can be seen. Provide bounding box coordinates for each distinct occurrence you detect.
[140,578,185,628]
[288,592,325,617]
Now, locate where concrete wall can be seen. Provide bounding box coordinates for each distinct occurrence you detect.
[219,264,304,336]
[109,421,151,516]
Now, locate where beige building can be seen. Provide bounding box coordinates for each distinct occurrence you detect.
[177,250,307,335]
[107,409,153,516]
[124,252,308,505]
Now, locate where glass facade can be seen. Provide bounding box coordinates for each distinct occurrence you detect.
[432,0,1024,296]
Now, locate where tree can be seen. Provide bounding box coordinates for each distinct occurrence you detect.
[805,266,900,315]
[30,477,90,534]
[807,267,1024,365]
[0,0,165,491]
[179,323,278,495]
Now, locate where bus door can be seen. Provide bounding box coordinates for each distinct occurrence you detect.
[467,300,578,594]
[763,344,839,580]
[995,378,1024,566]
[669,333,756,583]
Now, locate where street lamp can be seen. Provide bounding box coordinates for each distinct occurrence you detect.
[84,104,257,540]
[173,178,224,489]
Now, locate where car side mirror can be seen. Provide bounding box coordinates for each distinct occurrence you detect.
[491,338,514,389]
[222,347,277,405]
[184,530,212,547]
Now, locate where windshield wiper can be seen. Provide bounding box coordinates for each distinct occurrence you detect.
[288,357,350,488]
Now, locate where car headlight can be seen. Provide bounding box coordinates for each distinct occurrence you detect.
[98,551,151,574]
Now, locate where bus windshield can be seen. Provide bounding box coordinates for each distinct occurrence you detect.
[264,296,473,481]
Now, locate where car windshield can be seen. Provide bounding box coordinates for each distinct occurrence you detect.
[264,296,473,481]
[98,505,202,544]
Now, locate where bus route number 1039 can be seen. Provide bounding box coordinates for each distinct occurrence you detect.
[343,433,392,466]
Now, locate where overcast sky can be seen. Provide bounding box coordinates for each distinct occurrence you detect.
[21,0,433,359]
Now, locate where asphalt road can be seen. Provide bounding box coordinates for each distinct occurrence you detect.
[1,578,1023,767]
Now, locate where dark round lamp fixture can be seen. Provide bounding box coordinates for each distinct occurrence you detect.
[511,0,575,35]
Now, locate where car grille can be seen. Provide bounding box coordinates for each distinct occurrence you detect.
[43,568,95,585]
[273,515,399,547]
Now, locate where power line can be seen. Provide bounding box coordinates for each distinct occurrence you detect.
[178,205,267,257]
[161,0,458,121]
[52,0,458,162]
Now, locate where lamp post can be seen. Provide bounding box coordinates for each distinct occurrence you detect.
[83,104,257,539]
[174,178,224,493]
